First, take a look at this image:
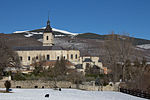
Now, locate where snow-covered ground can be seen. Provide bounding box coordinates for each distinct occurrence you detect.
[0,88,147,100]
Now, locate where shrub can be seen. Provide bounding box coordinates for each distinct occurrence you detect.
[12,73,26,81]
[4,80,11,92]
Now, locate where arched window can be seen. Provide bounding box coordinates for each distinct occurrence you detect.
[36,56,38,60]
[71,54,73,59]
[28,56,30,61]
[57,56,59,60]
[20,56,22,61]
[46,36,49,40]
[47,55,50,60]
[75,54,77,59]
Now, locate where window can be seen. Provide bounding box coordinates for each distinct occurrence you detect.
[46,36,49,40]
[20,56,22,61]
[36,56,38,60]
[47,55,50,60]
[86,63,90,68]
[71,54,73,59]
[75,54,78,59]
[28,56,30,61]
[57,56,59,60]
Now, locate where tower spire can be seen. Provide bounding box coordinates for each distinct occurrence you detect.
[47,11,50,26]
[44,12,52,33]
[48,11,50,21]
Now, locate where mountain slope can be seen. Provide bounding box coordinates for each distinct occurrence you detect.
[13,27,150,46]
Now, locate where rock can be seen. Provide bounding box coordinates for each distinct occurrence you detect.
[59,88,61,91]
[45,94,49,98]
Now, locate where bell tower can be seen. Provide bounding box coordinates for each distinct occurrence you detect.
[43,16,54,46]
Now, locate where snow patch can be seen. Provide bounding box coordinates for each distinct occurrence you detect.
[137,44,150,49]
[24,34,33,37]
[55,35,65,37]
[13,30,29,33]
[37,39,43,42]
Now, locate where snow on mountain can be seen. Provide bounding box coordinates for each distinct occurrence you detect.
[13,27,78,38]
[14,30,29,33]
[24,33,33,37]
[41,27,78,35]
[52,28,78,35]
[137,44,150,49]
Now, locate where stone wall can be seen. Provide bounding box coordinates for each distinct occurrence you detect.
[0,80,119,91]
[0,80,72,88]
[71,84,117,91]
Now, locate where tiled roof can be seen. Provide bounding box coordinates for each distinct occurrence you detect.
[13,46,64,51]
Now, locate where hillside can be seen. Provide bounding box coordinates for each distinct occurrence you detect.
[76,33,150,45]
[0,33,42,48]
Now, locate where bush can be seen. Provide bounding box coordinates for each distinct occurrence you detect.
[12,73,26,81]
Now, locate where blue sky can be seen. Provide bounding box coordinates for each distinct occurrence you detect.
[0,0,150,40]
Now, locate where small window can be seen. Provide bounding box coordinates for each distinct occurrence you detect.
[36,56,38,60]
[71,54,73,59]
[20,56,22,61]
[57,56,59,60]
[75,54,77,59]
[46,36,49,40]
[47,55,50,60]
[28,56,30,61]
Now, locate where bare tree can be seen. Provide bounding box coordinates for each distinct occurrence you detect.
[68,70,84,88]
[131,57,149,90]
[47,57,68,89]
[122,57,150,91]
[100,32,135,82]
[32,55,46,76]
[0,38,20,79]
